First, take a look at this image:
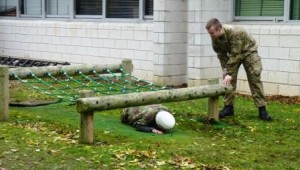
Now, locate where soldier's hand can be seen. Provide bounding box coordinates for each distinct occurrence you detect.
[222,68,228,79]
[223,75,232,85]
[152,128,164,134]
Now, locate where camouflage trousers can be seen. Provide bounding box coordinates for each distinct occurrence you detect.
[224,52,266,107]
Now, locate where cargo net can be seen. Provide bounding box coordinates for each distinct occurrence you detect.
[10,67,168,103]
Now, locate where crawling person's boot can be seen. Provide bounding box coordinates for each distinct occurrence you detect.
[259,106,272,121]
[219,105,234,118]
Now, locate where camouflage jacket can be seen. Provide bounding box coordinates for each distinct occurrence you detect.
[211,25,258,76]
[121,104,169,128]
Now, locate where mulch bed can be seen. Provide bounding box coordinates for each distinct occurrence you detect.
[238,94,300,105]
[171,84,300,105]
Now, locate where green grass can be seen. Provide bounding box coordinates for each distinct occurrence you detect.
[1,96,299,170]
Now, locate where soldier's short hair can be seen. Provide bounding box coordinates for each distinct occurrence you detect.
[206,18,222,30]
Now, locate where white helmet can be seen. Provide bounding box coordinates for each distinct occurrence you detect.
[155,110,175,130]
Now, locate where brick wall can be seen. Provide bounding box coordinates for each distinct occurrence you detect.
[0,20,154,81]
[237,24,300,96]
[0,0,299,96]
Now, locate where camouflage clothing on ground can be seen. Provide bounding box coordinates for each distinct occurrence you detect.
[121,104,169,130]
[211,25,265,107]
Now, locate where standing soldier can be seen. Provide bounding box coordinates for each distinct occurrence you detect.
[205,18,272,121]
[121,104,176,134]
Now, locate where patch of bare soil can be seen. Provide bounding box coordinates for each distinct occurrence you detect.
[238,94,300,105]
[9,99,60,107]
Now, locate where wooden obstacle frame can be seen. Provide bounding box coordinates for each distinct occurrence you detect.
[0,59,233,144]
[0,59,133,122]
[76,84,232,144]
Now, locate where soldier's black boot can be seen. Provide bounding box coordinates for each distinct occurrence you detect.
[259,106,272,121]
[219,105,234,118]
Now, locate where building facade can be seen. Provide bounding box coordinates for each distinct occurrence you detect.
[0,0,299,96]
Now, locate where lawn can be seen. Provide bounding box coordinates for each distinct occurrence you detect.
[0,94,299,169]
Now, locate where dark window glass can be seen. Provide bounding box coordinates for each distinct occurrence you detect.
[107,0,139,18]
[235,0,284,16]
[290,0,300,20]
[145,0,153,16]
[0,0,17,16]
[76,0,102,15]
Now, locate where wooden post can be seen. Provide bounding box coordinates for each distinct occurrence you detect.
[121,59,133,81]
[0,65,9,122]
[78,90,94,144]
[208,96,219,121]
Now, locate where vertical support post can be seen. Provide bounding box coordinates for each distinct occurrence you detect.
[208,96,219,121]
[121,59,133,81]
[0,66,9,122]
[78,90,94,144]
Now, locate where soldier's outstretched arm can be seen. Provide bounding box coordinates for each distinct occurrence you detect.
[135,125,163,134]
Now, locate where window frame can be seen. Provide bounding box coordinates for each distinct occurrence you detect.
[0,0,18,17]
[19,0,44,18]
[74,0,103,19]
[46,0,71,18]
[0,0,153,21]
[233,0,297,22]
[143,0,153,19]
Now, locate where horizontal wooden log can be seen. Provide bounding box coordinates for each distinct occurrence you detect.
[76,84,233,113]
[9,64,122,80]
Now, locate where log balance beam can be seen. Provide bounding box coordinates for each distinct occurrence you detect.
[76,84,233,144]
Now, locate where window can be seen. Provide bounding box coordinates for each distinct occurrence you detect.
[0,0,17,16]
[145,0,153,16]
[76,0,102,15]
[21,0,42,15]
[47,0,70,15]
[1,0,153,20]
[107,0,139,18]
[234,0,300,21]
[290,0,300,20]
[235,0,284,17]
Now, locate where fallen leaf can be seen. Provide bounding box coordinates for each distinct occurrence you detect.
[10,149,19,152]
[156,160,166,166]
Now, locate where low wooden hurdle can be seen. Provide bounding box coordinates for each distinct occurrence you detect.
[0,59,133,122]
[77,84,233,144]
[0,59,233,145]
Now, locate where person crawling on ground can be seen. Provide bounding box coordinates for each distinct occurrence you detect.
[120,104,176,134]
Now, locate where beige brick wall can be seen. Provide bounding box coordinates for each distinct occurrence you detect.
[0,20,154,81]
[0,0,299,96]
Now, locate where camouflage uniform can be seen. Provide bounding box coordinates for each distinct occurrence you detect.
[121,104,169,132]
[211,25,265,107]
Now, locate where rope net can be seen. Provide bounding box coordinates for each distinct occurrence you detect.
[10,67,168,102]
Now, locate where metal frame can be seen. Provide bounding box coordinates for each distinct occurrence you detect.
[0,0,153,21]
